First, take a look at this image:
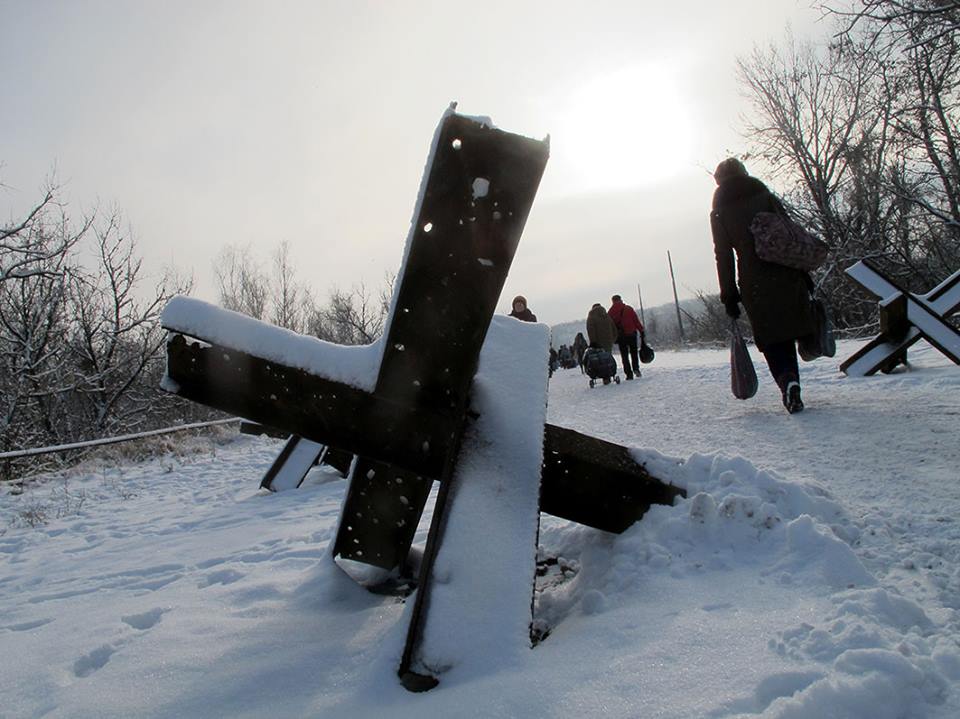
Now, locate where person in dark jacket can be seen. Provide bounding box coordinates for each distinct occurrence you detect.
[586,303,617,352]
[572,332,588,373]
[608,295,644,380]
[709,157,815,413]
[509,295,537,322]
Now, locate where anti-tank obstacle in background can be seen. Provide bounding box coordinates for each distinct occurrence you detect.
[841,260,960,376]
[161,106,684,692]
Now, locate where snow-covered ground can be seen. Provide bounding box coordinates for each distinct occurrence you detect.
[2,339,958,718]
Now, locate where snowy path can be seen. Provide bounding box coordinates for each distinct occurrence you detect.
[1,339,958,718]
[546,340,960,617]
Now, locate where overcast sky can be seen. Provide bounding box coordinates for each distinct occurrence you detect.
[1,1,829,324]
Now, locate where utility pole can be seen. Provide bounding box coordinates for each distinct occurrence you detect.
[667,251,685,342]
[636,283,645,326]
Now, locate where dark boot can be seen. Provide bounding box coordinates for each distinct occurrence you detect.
[782,381,804,414]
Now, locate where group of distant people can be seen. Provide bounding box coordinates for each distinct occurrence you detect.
[509,294,645,381]
[506,156,818,414]
[586,295,644,380]
[551,343,579,371]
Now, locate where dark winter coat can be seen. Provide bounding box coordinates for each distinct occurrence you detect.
[509,295,537,322]
[586,304,617,352]
[608,299,644,338]
[509,307,537,322]
[572,333,588,364]
[710,175,814,350]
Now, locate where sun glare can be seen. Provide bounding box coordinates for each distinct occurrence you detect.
[553,65,694,194]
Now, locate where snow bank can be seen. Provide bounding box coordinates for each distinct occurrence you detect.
[535,445,952,718]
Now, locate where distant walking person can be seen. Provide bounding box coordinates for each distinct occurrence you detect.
[709,157,815,413]
[608,295,644,380]
[572,332,588,373]
[509,295,537,322]
[586,303,617,352]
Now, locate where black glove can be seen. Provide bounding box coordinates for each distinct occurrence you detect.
[725,300,741,319]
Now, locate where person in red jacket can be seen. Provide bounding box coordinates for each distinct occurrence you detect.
[608,294,644,380]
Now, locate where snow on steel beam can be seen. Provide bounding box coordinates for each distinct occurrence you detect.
[163,333,454,478]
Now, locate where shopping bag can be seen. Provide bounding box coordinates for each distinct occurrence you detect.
[798,298,836,361]
[749,212,828,271]
[639,333,655,364]
[730,320,758,400]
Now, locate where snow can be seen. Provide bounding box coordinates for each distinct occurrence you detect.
[471,177,490,199]
[267,438,324,492]
[2,338,959,718]
[411,315,549,679]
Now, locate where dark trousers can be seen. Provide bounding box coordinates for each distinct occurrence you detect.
[761,340,799,391]
[616,333,640,378]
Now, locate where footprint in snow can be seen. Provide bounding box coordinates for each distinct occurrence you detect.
[701,602,733,612]
[121,607,166,630]
[198,568,245,588]
[2,617,54,632]
[73,644,116,678]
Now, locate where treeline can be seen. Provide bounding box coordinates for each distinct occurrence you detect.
[212,241,394,345]
[736,0,959,330]
[0,185,392,476]
[0,187,204,476]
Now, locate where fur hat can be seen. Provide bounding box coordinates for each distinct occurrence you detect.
[714,158,748,185]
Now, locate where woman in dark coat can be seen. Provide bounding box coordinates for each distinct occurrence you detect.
[509,295,537,322]
[586,303,617,352]
[572,332,588,373]
[710,158,814,413]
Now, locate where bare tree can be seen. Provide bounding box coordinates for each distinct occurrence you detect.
[0,224,75,450]
[270,240,306,331]
[66,210,181,436]
[1,184,90,284]
[685,291,735,346]
[887,36,960,286]
[214,244,268,320]
[0,180,211,474]
[212,240,395,345]
[309,281,391,345]
[824,1,960,51]
[819,1,960,284]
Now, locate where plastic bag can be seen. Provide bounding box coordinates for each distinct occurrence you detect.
[730,320,758,400]
[798,298,836,362]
